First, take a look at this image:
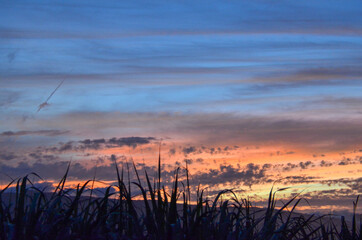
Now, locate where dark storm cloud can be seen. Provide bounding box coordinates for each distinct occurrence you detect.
[0,130,69,137]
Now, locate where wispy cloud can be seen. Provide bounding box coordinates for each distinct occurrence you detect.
[1,1,362,40]
[1,0,361,214]
[12,112,360,152]
[7,50,17,63]
[0,152,18,161]
[37,80,64,112]
[0,130,69,137]
[55,136,156,151]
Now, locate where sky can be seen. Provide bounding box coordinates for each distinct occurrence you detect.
[0,0,361,214]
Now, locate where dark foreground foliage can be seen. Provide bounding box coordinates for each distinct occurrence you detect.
[0,158,360,240]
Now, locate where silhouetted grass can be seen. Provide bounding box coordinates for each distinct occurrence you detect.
[0,158,360,240]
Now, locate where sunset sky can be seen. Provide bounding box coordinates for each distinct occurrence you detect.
[1,0,361,214]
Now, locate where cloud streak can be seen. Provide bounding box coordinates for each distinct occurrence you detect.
[13,112,360,152]
[1,0,362,40]
[43,136,157,153]
[37,80,64,112]
[0,130,69,137]
[1,0,361,214]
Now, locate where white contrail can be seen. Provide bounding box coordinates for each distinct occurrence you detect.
[37,80,64,112]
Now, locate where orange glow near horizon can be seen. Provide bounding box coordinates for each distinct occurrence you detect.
[0,139,360,215]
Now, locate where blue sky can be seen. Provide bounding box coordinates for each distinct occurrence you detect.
[1,0,361,144]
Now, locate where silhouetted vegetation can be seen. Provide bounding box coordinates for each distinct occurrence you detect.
[0,156,360,240]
